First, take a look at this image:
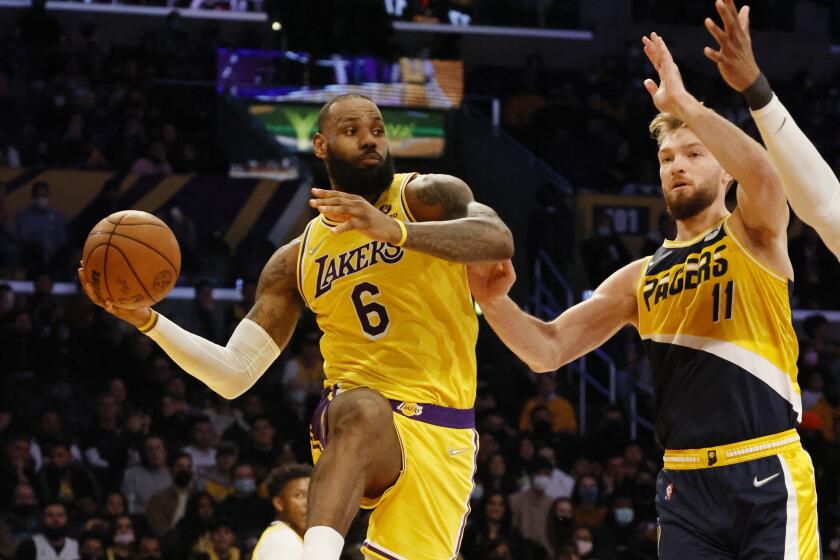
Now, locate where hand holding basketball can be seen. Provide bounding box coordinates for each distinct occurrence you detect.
[80,210,181,326]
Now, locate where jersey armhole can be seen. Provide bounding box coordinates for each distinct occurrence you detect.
[722,219,788,284]
[635,257,651,332]
[296,222,314,308]
[399,172,420,222]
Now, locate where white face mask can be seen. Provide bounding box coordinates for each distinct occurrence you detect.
[113,531,134,545]
[576,539,593,555]
[532,474,550,492]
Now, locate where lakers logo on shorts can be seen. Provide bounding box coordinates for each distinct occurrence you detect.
[397,402,424,418]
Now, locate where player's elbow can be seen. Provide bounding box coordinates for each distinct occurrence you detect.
[492,225,515,261]
[528,360,556,374]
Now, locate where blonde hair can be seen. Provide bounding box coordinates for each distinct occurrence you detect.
[649,112,687,146]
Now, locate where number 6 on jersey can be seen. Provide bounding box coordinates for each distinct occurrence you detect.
[351,282,390,338]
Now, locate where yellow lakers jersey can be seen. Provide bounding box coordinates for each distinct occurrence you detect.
[297,173,478,409]
[636,215,800,449]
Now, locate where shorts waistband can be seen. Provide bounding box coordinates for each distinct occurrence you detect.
[388,399,474,429]
[663,429,801,470]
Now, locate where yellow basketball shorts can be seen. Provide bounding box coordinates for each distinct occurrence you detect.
[309,386,478,560]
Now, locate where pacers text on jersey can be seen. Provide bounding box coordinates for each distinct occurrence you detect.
[642,244,729,311]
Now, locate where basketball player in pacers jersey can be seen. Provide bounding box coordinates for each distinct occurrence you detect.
[78,93,514,560]
[469,33,820,558]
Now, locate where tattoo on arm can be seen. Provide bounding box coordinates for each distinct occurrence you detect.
[412,176,473,220]
[402,175,514,263]
[245,241,303,343]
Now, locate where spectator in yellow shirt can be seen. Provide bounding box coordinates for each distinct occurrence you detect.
[519,373,577,434]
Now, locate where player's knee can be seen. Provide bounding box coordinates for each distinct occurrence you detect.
[330,389,393,441]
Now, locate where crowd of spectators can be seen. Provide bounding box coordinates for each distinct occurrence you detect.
[0,3,217,174]
[0,240,838,559]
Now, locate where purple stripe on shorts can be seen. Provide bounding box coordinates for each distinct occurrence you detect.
[388,400,475,429]
[309,385,338,450]
[364,541,401,560]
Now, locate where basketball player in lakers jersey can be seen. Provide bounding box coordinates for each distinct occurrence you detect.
[470,34,819,558]
[78,94,514,560]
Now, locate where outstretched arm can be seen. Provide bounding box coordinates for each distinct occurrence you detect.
[310,174,514,263]
[79,240,303,399]
[469,259,642,372]
[704,0,840,258]
[643,30,788,242]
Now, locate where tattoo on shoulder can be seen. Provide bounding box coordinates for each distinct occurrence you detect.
[414,175,473,219]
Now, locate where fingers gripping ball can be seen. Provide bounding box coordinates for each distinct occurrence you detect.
[82,210,181,309]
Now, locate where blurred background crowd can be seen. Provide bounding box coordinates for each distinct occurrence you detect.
[1,0,840,558]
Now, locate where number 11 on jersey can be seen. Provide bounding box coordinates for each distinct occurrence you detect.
[712,280,735,322]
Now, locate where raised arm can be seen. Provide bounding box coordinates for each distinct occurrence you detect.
[642,31,788,241]
[469,259,642,372]
[309,174,514,263]
[704,0,840,258]
[79,240,303,399]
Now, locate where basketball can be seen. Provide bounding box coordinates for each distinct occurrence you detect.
[82,210,181,309]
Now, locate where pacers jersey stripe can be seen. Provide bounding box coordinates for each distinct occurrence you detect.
[298,173,478,409]
[637,215,800,449]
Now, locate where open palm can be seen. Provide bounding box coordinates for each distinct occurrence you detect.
[642,32,690,114]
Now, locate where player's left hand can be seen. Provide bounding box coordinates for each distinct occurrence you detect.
[642,32,692,115]
[703,0,759,92]
[310,188,403,244]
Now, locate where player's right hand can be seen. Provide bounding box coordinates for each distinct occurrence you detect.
[467,260,516,305]
[703,0,760,92]
[77,263,152,329]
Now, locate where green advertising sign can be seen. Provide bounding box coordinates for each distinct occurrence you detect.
[249,103,446,158]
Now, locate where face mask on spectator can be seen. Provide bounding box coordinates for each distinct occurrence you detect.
[43,525,67,540]
[533,420,552,435]
[471,484,484,501]
[13,504,36,519]
[173,471,192,488]
[234,478,256,495]
[614,507,634,526]
[113,532,134,546]
[830,537,839,553]
[580,486,598,504]
[532,475,550,492]
[576,539,593,555]
[34,196,49,210]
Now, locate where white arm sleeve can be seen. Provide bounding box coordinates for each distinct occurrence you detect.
[751,95,840,258]
[145,313,281,400]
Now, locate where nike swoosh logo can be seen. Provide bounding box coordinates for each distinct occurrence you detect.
[308,236,327,255]
[448,448,469,456]
[753,473,780,488]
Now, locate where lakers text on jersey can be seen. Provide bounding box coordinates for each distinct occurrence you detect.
[297,173,478,409]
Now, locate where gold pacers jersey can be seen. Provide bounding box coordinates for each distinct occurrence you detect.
[636,215,800,449]
[297,173,478,409]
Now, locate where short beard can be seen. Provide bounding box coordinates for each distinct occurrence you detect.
[664,180,718,220]
[326,150,395,200]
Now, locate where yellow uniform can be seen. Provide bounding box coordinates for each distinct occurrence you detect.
[637,215,818,558]
[299,173,478,560]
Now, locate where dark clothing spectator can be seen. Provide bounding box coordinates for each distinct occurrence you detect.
[14,188,66,278]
